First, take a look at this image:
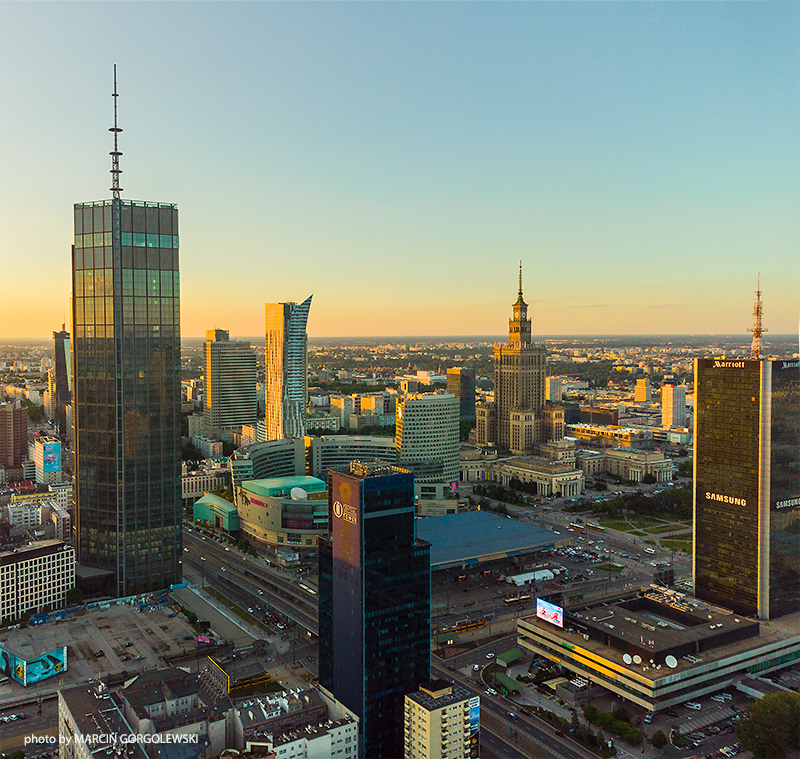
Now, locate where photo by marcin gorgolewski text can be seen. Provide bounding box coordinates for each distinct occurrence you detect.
[26,734,199,747]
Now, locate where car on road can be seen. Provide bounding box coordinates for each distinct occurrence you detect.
[686,702,702,710]
[486,652,495,659]
[134,655,145,661]
[644,713,653,723]
[507,712,518,720]
[473,664,480,671]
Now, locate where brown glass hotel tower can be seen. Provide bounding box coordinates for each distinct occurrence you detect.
[693,358,800,620]
[72,71,181,597]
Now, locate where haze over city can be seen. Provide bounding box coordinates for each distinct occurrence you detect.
[1,2,798,338]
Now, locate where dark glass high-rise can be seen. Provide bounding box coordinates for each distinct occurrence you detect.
[52,328,71,437]
[694,358,800,619]
[72,198,181,597]
[319,463,431,758]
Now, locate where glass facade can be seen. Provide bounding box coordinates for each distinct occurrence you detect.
[72,199,181,597]
[264,297,312,441]
[694,359,800,619]
[319,467,431,758]
[768,361,800,618]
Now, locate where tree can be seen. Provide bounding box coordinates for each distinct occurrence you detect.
[737,691,800,758]
[612,704,630,724]
[66,586,84,606]
[677,448,688,457]
[650,729,667,749]
[642,473,657,485]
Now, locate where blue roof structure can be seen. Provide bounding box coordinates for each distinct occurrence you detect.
[415,511,564,570]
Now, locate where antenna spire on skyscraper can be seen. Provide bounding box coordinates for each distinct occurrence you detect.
[747,273,767,360]
[518,260,523,298]
[109,64,123,198]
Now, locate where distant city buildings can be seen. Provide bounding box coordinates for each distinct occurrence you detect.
[396,393,460,508]
[52,327,72,436]
[319,462,431,758]
[476,266,562,454]
[661,382,687,429]
[204,328,257,438]
[634,377,652,403]
[265,296,313,441]
[545,376,563,402]
[446,367,476,420]
[0,400,28,470]
[694,357,800,620]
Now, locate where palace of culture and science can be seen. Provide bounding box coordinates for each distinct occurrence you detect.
[475,265,564,454]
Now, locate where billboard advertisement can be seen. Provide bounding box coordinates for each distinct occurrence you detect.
[42,442,61,473]
[468,696,480,758]
[536,598,564,628]
[0,646,66,685]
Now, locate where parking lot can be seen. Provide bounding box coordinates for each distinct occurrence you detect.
[0,603,199,704]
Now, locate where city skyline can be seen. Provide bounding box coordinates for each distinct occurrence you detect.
[1,2,798,339]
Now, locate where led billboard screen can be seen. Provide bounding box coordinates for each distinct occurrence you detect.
[42,442,61,473]
[536,598,564,628]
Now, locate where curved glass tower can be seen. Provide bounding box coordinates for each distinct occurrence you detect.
[265,296,312,440]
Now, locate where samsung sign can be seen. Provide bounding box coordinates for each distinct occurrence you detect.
[776,498,800,510]
[705,492,747,507]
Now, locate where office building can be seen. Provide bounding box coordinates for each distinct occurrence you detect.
[265,296,312,441]
[0,400,28,469]
[52,327,72,437]
[396,393,460,506]
[0,540,76,624]
[305,435,397,480]
[204,328,257,438]
[634,378,651,403]
[446,368,476,420]
[319,462,431,758]
[661,382,687,429]
[72,74,181,596]
[694,358,800,620]
[517,587,800,713]
[34,435,62,486]
[475,265,550,454]
[404,680,479,759]
[545,376,563,402]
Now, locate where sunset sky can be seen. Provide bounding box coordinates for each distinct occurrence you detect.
[1,2,797,339]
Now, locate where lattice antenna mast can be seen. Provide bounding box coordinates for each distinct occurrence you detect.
[109,65,123,198]
[747,273,767,359]
[518,260,523,298]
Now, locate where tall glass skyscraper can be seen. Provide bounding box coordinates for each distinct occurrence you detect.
[694,358,800,619]
[319,463,431,758]
[204,329,257,438]
[52,327,72,437]
[71,73,181,597]
[264,296,312,440]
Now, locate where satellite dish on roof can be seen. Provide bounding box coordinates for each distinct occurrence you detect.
[290,487,308,501]
[665,655,678,669]
[623,654,632,665]
[633,655,642,664]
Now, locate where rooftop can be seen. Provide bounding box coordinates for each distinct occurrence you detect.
[416,511,564,570]
[519,588,800,681]
[406,680,471,711]
[241,477,326,498]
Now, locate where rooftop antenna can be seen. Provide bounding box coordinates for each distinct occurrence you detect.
[518,260,523,298]
[109,65,123,198]
[747,274,766,359]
